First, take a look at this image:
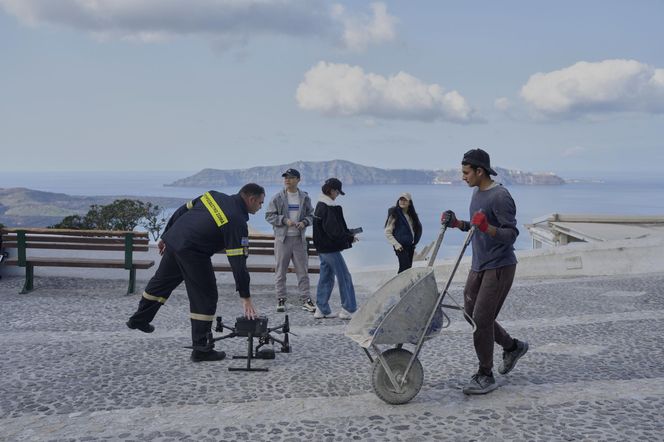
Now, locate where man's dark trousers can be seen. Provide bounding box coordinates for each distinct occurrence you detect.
[128,247,219,348]
[463,264,517,374]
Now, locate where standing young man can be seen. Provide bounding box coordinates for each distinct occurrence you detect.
[265,168,316,313]
[127,183,264,362]
[442,148,528,395]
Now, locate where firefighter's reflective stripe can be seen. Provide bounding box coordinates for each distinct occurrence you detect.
[190,312,215,321]
[201,192,229,227]
[186,200,194,210]
[142,292,167,304]
[225,248,244,256]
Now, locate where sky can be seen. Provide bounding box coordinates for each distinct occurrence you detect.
[1,0,663,177]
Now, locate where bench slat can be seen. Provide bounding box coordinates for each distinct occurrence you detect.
[1,227,149,237]
[212,263,320,274]
[2,235,149,245]
[4,257,154,269]
[222,248,316,257]
[2,242,149,252]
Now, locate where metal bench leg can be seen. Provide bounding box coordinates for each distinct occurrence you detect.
[127,268,136,295]
[20,264,34,294]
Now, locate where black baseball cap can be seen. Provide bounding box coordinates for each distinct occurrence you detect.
[281,168,300,179]
[325,178,345,195]
[462,148,497,176]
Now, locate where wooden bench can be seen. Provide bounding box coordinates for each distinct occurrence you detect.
[0,227,155,294]
[214,233,320,274]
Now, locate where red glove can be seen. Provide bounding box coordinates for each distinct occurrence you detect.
[471,211,489,232]
[441,210,460,228]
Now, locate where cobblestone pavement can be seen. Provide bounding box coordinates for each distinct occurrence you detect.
[1,272,664,441]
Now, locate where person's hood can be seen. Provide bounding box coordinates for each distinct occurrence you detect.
[318,194,337,206]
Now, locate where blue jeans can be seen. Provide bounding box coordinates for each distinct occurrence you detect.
[316,251,357,315]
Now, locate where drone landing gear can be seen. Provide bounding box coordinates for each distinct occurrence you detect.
[213,315,291,372]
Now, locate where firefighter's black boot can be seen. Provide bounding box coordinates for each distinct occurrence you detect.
[126,320,155,333]
[127,296,162,333]
[190,320,226,362]
[191,349,226,362]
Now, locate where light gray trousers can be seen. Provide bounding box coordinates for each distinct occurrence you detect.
[274,235,311,301]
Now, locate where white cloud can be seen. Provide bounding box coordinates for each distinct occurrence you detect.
[296,61,479,123]
[561,146,586,158]
[0,0,395,51]
[520,59,664,118]
[332,2,397,52]
[494,97,512,111]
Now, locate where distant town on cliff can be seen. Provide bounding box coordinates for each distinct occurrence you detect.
[166,160,565,187]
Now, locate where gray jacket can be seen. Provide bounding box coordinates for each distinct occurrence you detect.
[265,189,314,242]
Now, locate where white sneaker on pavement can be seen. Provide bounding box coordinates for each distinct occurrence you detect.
[313,307,337,319]
[338,308,354,320]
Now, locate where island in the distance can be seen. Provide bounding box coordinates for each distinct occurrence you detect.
[166,159,565,187]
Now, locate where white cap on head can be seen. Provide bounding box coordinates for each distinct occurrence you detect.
[399,192,412,201]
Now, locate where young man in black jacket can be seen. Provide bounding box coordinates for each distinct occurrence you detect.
[312,178,358,320]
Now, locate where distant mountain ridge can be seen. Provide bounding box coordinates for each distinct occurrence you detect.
[0,187,186,227]
[166,159,565,187]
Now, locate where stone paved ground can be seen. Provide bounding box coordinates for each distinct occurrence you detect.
[1,272,664,441]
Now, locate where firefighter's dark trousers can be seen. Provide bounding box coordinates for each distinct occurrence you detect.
[128,247,218,348]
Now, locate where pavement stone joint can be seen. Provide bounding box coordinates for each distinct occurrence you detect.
[1,272,663,440]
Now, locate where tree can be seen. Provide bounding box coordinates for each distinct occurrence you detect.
[50,215,86,229]
[82,199,149,231]
[140,203,167,241]
[49,199,167,240]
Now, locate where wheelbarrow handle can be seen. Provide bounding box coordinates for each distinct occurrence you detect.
[427,224,448,267]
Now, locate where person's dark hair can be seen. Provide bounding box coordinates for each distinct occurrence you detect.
[384,199,423,244]
[321,182,334,196]
[461,161,486,176]
[239,183,265,198]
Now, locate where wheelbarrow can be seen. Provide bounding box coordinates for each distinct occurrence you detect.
[345,224,476,404]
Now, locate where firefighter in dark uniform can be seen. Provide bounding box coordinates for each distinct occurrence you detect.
[127,183,265,362]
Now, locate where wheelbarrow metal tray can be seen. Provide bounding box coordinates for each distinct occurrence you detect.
[345,267,444,348]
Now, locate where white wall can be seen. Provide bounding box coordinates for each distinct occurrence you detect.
[4,237,662,293]
[352,236,664,292]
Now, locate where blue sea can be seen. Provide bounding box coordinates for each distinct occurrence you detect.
[2,171,663,268]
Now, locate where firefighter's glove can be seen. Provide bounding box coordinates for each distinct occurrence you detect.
[441,210,460,228]
[471,211,489,233]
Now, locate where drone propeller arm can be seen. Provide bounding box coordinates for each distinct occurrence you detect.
[211,332,238,342]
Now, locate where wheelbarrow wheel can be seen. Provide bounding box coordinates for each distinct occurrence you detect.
[371,348,423,405]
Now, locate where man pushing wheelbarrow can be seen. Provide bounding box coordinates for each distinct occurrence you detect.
[345,148,528,404]
[443,148,529,395]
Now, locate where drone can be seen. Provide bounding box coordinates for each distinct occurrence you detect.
[211,314,292,372]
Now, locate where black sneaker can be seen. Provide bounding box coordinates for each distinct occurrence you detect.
[498,340,529,375]
[191,349,227,362]
[301,298,316,313]
[126,320,155,333]
[277,298,286,313]
[462,372,498,395]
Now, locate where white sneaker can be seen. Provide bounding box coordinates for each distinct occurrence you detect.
[338,308,354,320]
[313,308,337,319]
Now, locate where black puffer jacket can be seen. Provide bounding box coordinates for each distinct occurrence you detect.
[313,198,354,253]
